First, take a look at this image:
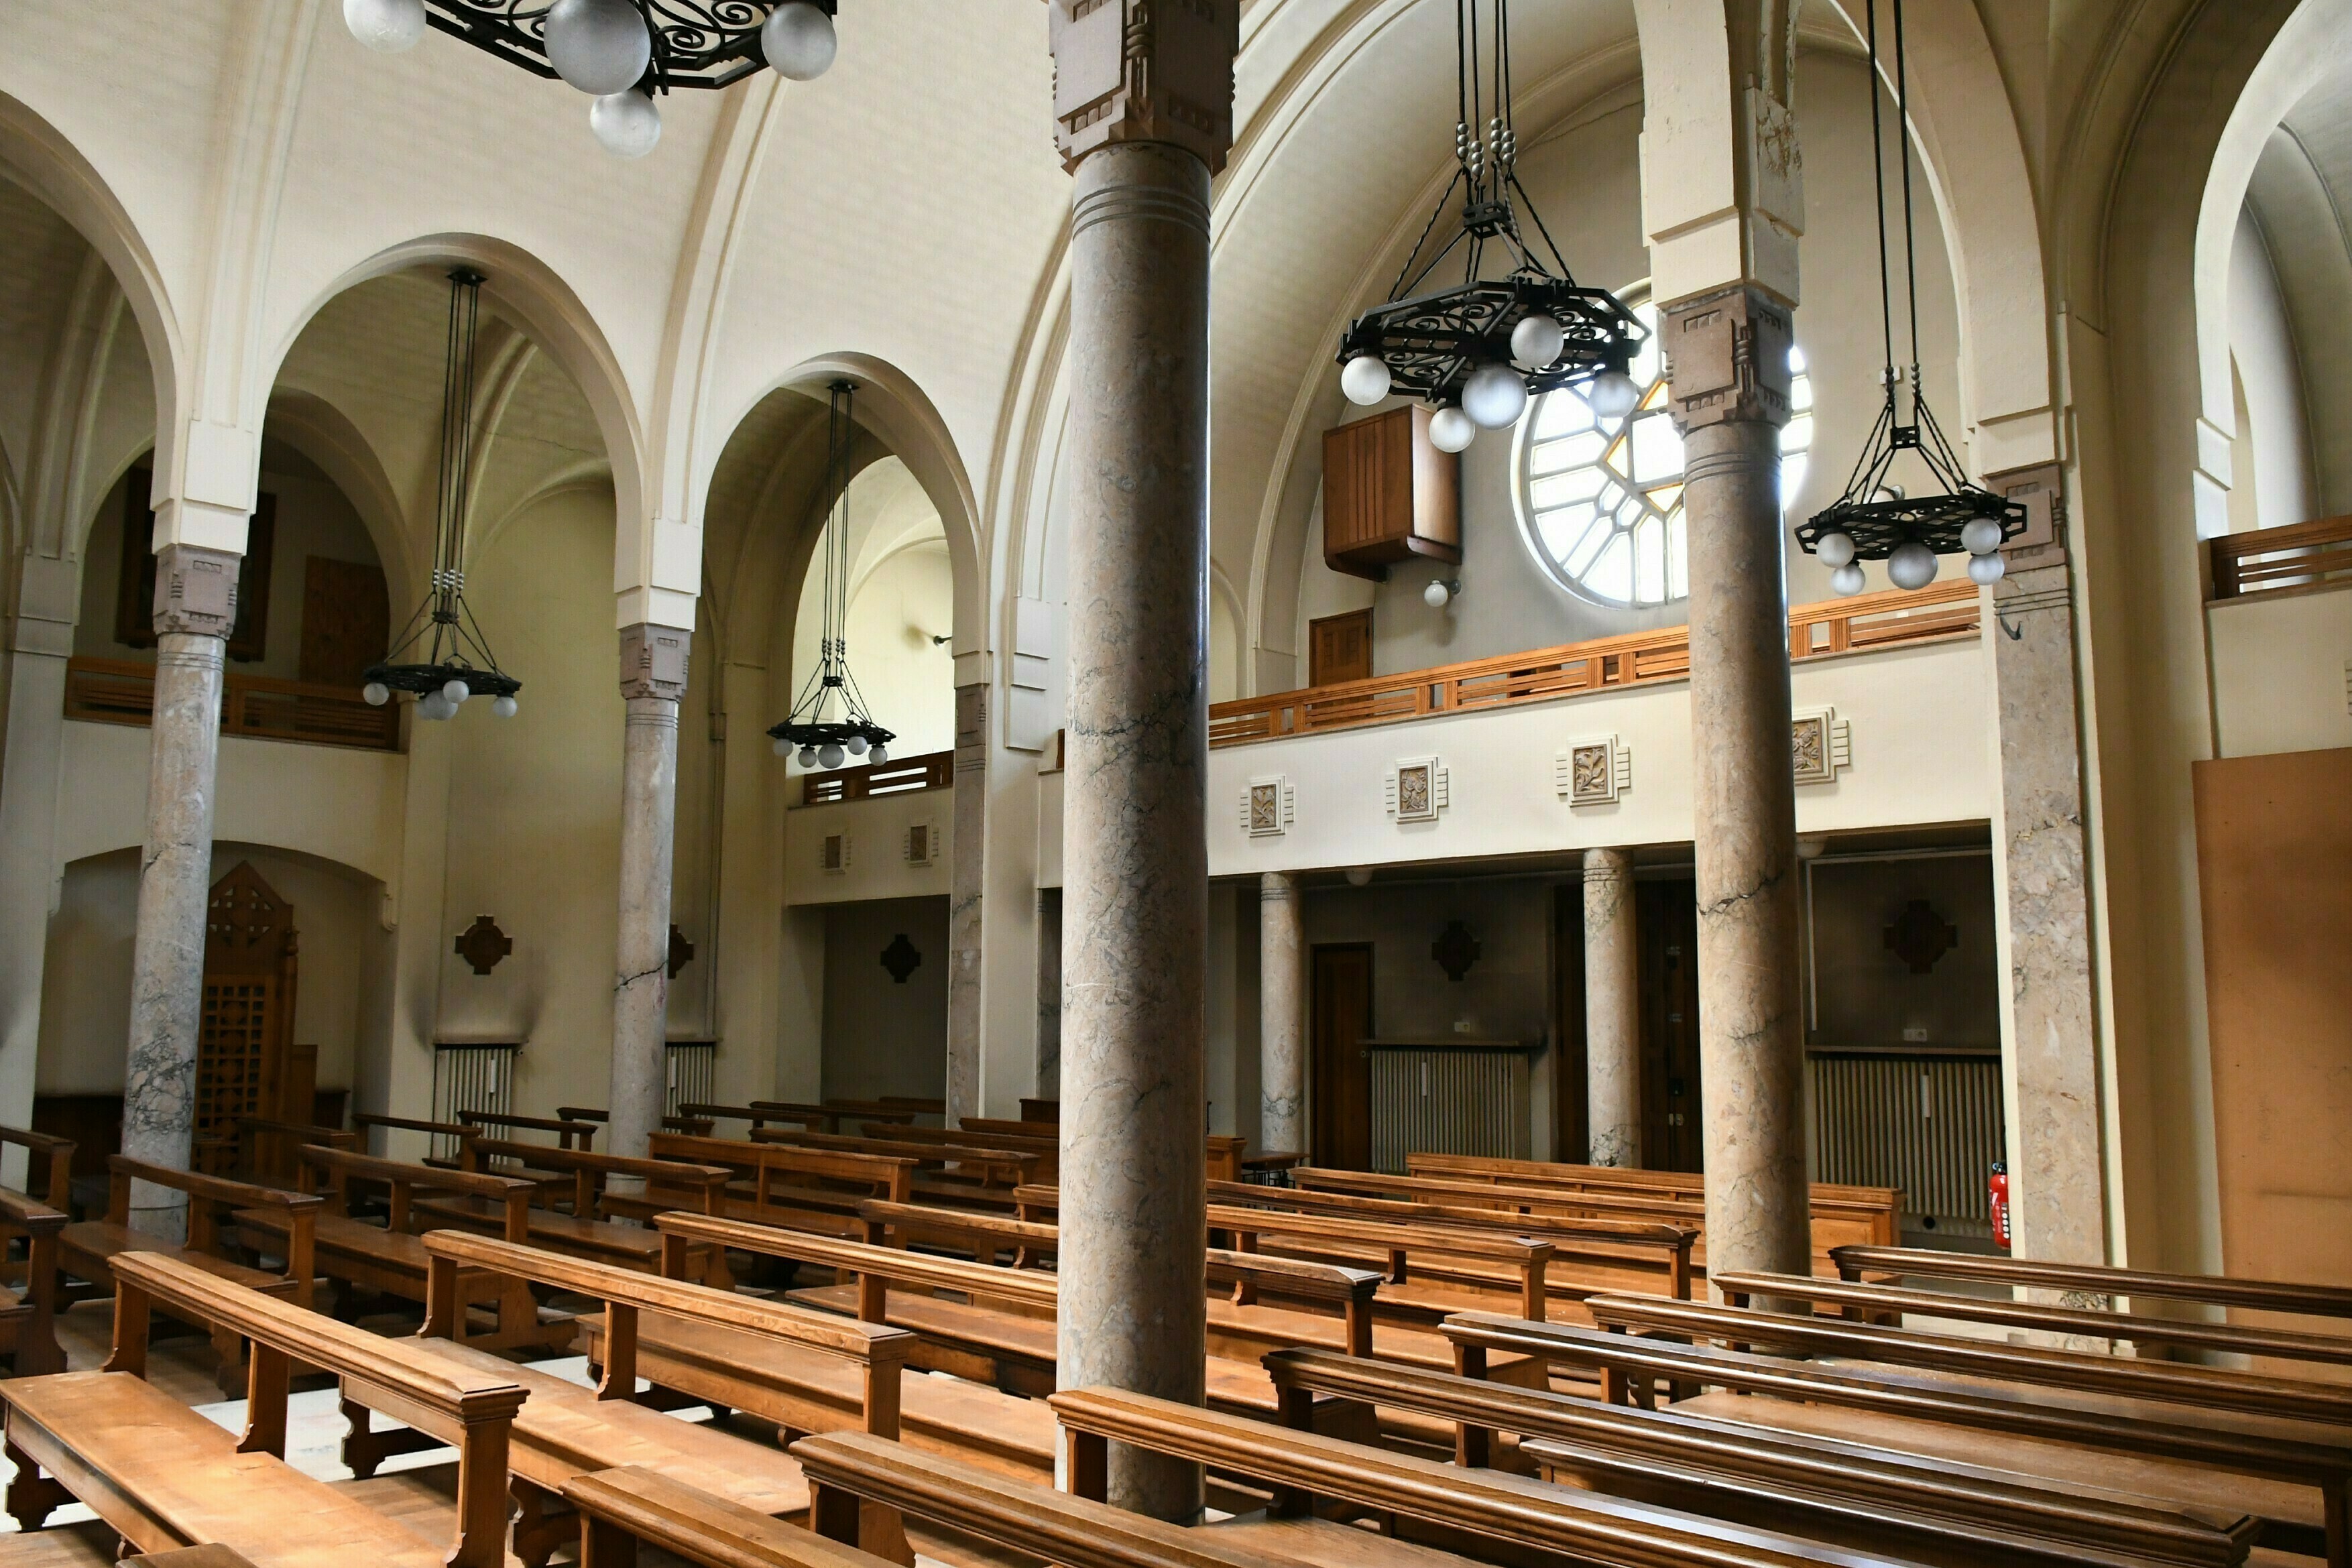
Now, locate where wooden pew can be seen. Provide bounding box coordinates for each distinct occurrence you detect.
[1718,1269,2352,1368]
[1833,1244,2352,1327]
[1263,1347,2255,1568]
[459,1107,600,1150]
[434,1136,735,1283]
[1041,1388,1940,1568]
[352,1109,480,1168]
[5,1249,523,1567]
[414,1231,898,1564]
[1442,1310,2352,1567]
[565,1465,896,1568]
[554,1105,722,1138]
[1296,1165,1892,1270]
[231,1145,550,1348]
[1033,1178,1699,1309]
[0,1125,77,1212]
[624,1133,915,1236]
[225,1114,355,1187]
[754,1102,917,1135]
[1583,1290,2352,1428]
[1411,1151,1903,1244]
[748,1126,1037,1207]
[0,1188,66,1376]
[58,1155,320,1392]
[677,1101,823,1133]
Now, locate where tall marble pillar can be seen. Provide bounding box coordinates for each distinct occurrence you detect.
[945,681,988,1126]
[1985,467,2109,1266]
[1258,872,1305,1156]
[1582,848,1641,1168]
[1047,0,1235,1522]
[608,623,689,1164]
[121,545,240,1233]
[1663,288,1812,1283]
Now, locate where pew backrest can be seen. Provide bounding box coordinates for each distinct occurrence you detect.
[1830,1245,2352,1325]
[750,1126,1038,1187]
[1716,1270,2352,1367]
[0,1125,75,1208]
[107,1249,525,1568]
[457,1108,599,1150]
[647,1132,916,1230]
[1584,1291,2352,1426]
[105,1154,321,1309]
[464,1136,731,1221]
[0,1187,67,1373]
[563,1465,896,1568]
[352,1111,479,1164]
[298,1145,534,1241]
[1206,1201,1553,1319]
[229,1115,355,1188]
[422,1230,913,1430]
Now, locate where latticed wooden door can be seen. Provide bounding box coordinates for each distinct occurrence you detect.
[199,864,299,1154]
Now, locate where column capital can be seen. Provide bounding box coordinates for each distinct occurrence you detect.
[1047,0,1239,176]
[1258,869,1297,902]
[618,623,692,702]
[151,544,243,640]
[1662,286,1794,434]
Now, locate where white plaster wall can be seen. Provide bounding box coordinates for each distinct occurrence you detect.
[2209,589,2352,758]
[2227,204,2320,533]
[1205,638,1991,878]
[784,788,954,906]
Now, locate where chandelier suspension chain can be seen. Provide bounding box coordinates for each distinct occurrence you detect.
[770,379,894,766]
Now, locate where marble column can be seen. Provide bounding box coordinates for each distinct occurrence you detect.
[0,564,76,1183]
[121,545,240,1234]
[1665,288,1812,1284]
[1985,467,2109,1268]
[1055,140,1216,1522]
[1582,848,1641,1168]
[1258,872,1305,1156]
[945,681,988,1126]
[609,623,689,1164]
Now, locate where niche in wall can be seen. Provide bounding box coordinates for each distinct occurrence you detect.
[820,894,949,1105]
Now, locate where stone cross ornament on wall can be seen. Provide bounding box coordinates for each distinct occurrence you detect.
[454,915,512,976]
[880,933,923,984]
[667,924,695,980]
[1431,920,1482,981]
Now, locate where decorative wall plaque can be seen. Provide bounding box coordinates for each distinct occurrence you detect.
[1791,706,1853,785]
[820,832,851,873]
[1555,735,1633,806]
[1883,900,1958,974]
[880,933,922,984]
[453,915,512,977]
[1431,919,1482,981]
[904,822,937,866]
[667,924,695,980]
[1384,756,1449,823]
[1240,775,1295,837]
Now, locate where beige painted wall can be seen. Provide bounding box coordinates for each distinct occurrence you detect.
[2208,587,2352,758]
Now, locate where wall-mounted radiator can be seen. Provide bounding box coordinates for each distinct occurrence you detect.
[1810,1052,2005,1235]
[1367,1042,1531,1174]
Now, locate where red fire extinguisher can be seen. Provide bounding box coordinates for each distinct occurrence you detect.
[1989,1161,2011,1251]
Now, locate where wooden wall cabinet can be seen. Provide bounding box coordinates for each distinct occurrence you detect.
[1322,404,1460,581]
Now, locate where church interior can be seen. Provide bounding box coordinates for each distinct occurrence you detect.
[0,0,2347,1563]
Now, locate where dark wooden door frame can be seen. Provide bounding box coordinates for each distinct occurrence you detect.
[1309,943,1375,1170]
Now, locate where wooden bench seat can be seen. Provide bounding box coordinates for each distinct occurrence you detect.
[1264,1347,2255,1568]
[233,1145,550,1349]
[413,1230,911,1565]
[412,1181,730,1287]
[565,1465,894,1568]
[1,1373,448,1568]
[7,1250,526,1567]
[1443,1311,2352,1566]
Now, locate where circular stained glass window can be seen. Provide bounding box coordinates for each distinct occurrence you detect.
[1515,300,1814,608]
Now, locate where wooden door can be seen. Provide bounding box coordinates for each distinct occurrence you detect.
[1307,609,1373,686]
[1311,944,1374,1169]
[299,556,390,686]
[201,863,300,1164]
[1637,879,1703,1172]
[1552,883,1588,1161]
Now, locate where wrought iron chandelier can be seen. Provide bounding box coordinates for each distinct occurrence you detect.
[1794,0,2022,594]
[340,0,841,158]
[1334,0,1646,453]
[362,269,522,721]
[769,381,894,770]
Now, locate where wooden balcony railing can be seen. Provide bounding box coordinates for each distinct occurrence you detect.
[799,747,954,806]
[1208,580,1979,749]
[64,656,402,752]
[2209,513,2352,601]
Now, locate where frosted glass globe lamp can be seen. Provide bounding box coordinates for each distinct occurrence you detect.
[1428,406,1476,453]
[1960,517,2005,556]
[1968,552,2005,586]
[1423,578,1460,609]
[818,743,845,769]
[544,0,652,95]
[591,91,662,158]
[1586,368,1641,422]
[1887,540,1938,591]
[1462,363,1529,430]
[868,745,888,766]
[847,734,870,756]
[1340,355,1391,406]
[344,0,427,53]
[763,3,838,80]
[442,678,471,704]
[492,695,518,718]
[797,745,818,768]
[1509,313,1564,368]
[363,682,391,707]
[1814,531,1857,570]
[1830,563,1867,597]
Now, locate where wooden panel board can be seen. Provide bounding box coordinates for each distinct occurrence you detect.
[2193,746,2352,1372]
